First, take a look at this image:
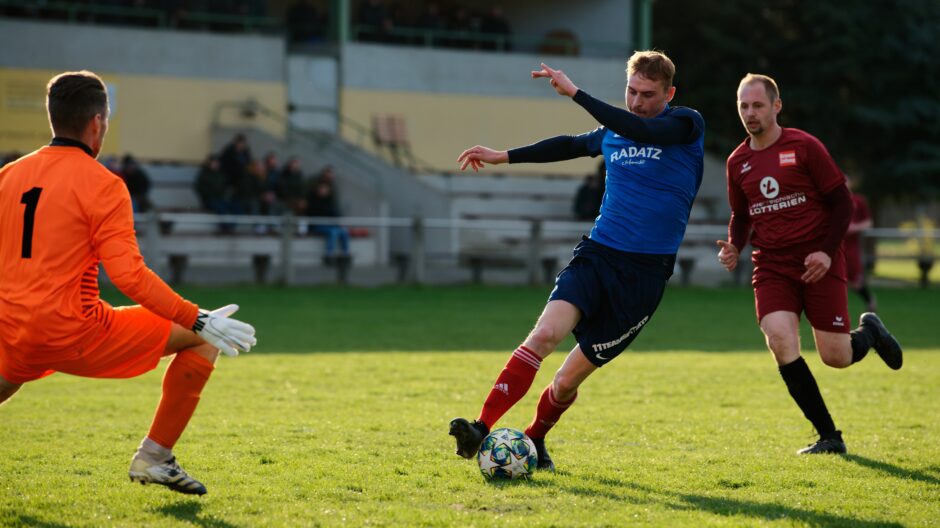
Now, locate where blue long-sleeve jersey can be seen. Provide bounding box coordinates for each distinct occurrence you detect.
[509,90,705,255]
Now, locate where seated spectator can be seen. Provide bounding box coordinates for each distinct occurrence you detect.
[121,154,152,212]
[415,2,446,45]
[235,159,266,215]
[275,156,308,217]
[101,155,121,176]
[219,132,252,191]
[286,0,324,45]
[445,7,481,49]
[305,165,350,262]
[481,5,512,51]
[357,0,394,43]
[261,150,283,215]
[195,154,236,210]
[573,171,605,221]
[195,154,240,232]
[1,151,22,168]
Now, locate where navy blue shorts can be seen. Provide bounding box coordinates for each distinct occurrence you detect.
[548,238,675,367]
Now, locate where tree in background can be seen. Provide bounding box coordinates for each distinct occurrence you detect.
[654,0,940,206]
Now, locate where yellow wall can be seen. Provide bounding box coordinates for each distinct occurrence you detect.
[0,68,285,162]
[340,88,608,177]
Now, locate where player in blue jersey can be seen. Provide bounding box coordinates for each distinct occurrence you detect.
[449,51,705,470]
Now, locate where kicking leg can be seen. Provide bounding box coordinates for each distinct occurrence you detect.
[525,344,597,471]
[450,300,580,459]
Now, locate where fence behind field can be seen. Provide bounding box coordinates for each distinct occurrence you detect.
[130,213,940,288]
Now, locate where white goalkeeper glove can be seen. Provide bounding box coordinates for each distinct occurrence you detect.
[192,304,257,357]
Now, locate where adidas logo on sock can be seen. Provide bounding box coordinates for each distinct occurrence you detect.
[494,383,509,395]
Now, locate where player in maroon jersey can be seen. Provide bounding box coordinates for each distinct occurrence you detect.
[716,73,902,455]
[845,177,878,312]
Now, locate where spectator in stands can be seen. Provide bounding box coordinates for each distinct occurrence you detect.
[121,154,152,213]
[235,160,266,215]
[306,165,350,262]
[195,154,239,233]
[573,172,604,221]
[277,156,308,217]
[195,155,227,212]
[415,2,447,46]
[1,152,22,168]
[286,0,324,45]
[481,5,512,51]
[261,151,283,216]
[446,7,482,49]
[219,133,252,192]
[357,0,394,43]
[101,155,121,176]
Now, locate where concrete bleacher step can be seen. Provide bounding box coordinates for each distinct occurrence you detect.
[144,163,202,211]
[452,196,574,219]
[419,173,581,198]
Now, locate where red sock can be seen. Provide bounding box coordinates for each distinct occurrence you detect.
[478,346,541,429]
[524,384,577,439]
[147,351,214,449]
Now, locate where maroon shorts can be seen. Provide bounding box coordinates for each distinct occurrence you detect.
[751,248,850,333]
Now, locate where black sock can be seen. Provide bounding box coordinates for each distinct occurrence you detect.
[778,357,837,436]
[850,324,876,363]
[856,285,875,306]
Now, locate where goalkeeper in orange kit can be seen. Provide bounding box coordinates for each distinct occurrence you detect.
[0,71,257,495]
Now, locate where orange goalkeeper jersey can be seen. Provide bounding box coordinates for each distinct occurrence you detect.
[0,142,199,360]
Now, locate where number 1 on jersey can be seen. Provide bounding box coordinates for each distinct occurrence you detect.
[20,187,43,258]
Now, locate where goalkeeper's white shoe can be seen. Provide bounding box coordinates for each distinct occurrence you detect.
[129,454,207,495]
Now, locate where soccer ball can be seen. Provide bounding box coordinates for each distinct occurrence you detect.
[477,428,538,480]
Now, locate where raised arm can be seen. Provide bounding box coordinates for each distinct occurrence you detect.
[531,62,699,145]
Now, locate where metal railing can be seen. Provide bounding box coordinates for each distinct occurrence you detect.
[0,0,280,32]
[348,25,630,58]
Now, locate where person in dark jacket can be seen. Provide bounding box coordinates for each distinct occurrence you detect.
[305,165,349,260]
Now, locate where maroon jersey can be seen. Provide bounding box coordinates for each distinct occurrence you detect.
[844,193,871,282]
[844,193,871,255]
[726,128,846,250]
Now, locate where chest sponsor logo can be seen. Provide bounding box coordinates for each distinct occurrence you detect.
[609,146,662,165]
[748,191,808,216]
[760,176,780,198]
[779,150,797,167]
[741,161,752,174]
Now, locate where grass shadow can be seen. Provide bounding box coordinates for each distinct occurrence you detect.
[842,454,940,485]
[152,500,240,528]
[558,474,904,527]
[670,491,904,528]
[7,516,70,528]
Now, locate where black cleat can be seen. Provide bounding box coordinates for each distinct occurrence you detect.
[797,432,847,455]
[861,312,903,370]
[531,437,555,471]
[449,418,488,459]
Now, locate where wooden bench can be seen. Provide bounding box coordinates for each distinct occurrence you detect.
[458,252,559,285]
[141,234,374,285]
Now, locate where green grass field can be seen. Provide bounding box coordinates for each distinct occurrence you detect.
[1,286,938,527]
